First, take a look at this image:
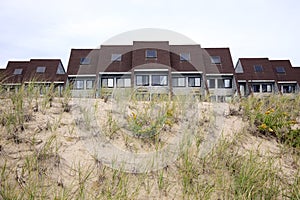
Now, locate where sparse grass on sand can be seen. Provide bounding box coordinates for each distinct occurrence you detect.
[0,85,299,199]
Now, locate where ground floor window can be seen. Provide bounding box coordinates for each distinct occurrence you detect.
[86,80,94,89]
[188,77,201,87]
[217,79,232,88]
[262,84,272,93]
[136,75,149,86]
[117,78,131,88]
[282,85,296,93]
[207,79,215,88]
[152,75,168,86]
[74,80,84,90]
[172,77,185,87]
[252,84,260,93]
[102,78,114,88]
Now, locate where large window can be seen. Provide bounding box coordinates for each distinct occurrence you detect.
[254,65,263,72]
[102,78,114,88]
[180,53,191,61]
[172,77,186,87]
[283,85,295,93]
[36,66,46,73]
[117,78,131,88]
[74,80,84,90]
[111,54,122,61]
[252,84,260,93]
[86,80,94,89]
[13,68,23,75]
[207,79,215,88]
[146,50,157,58]
[152,75,168,86]
[80,57,91,65]
[217,79,232,88]
[210,56,221,64]
[262,84,272,93]
[188,77,201,87]
[136,75,149,86]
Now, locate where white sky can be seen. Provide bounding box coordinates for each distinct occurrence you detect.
[1,0,299,69]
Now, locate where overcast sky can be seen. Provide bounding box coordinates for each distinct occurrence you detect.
[1,0,299,69]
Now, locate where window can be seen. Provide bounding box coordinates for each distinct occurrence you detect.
[56,63,65,74]
[188,77,201,87]
[262,84,272,93]
[80,57,91,65]
[74,80,84,90]
[13,68,23,75]
[283,85,295,93]
[152,75,168,86]
[252,84,260,93]
[86,80,94,89]
[111,54,122,61]
[210,56,221,64]
[217,79,232,88]
[276,66,286,74]
[136,75,149,86]
[207,79,215,88]
[36,66,46,73]
[117,78,131,88]
[180,53,191,61]
[172,77,186,87]
[254,65,263,72]
[102,78,114,88]
[146,50,157,58]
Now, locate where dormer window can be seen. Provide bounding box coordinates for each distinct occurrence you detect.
[111,54,122,61]
[276,66,286,74]
[80,57,91,65]
[210,56,221,64]
[254,65,263,72]
[146,50,157,58]
[36,66,46,73]
[180,53,191,61]
[13,68,23,75]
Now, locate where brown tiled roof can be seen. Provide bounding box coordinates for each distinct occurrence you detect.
[236,58,277,81]
[2,61,29,84]
[67,49,99,75]
[1,59,67,84]
[66,43,234,76]
[204,48,235,74]
[270,60,299,82]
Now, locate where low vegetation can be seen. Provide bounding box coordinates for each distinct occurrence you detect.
[0,84,299,199]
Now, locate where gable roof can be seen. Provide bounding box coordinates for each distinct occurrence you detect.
[1,59,67,84]
[269,60,299,82]
[204,48,235,74]
[235,58,277,81]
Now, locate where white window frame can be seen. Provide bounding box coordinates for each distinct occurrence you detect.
[74,80,84,90]
[86,80,94,89]
[102,78,114,88]
[188,77,201,87]
[117,78,131,88]
[151,75,168,86]
[136,75,149,86]
[172,77,186,87]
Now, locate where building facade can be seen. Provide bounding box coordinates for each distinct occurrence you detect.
[67,41,237,101]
